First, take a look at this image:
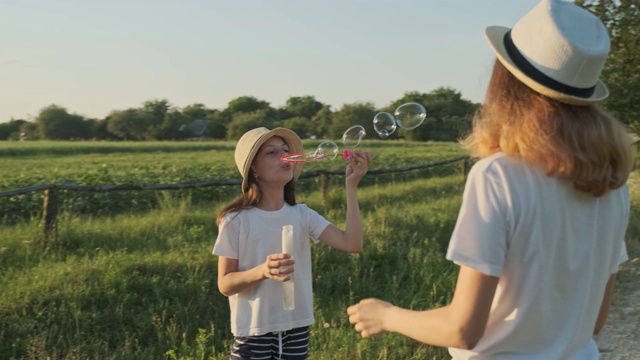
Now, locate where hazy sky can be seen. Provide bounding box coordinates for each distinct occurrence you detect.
[1,0,541,122]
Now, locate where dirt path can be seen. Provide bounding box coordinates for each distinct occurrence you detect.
[594,239,640,360]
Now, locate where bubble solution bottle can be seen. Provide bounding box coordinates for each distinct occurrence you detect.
[282,225,295,310]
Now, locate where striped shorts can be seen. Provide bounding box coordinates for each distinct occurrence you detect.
[229,326,309,360]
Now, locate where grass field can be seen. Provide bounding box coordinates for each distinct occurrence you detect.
[0,140,638,360]
[0,140,467,223]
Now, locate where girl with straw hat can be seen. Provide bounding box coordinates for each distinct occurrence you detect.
[348,1,633,358]
[213,127,372,359]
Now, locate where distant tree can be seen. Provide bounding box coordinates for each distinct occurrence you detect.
[182,103,214,122]
[106,109,150,140]
[273,107,293,122]
[91,118,119,140]
[226,109,276,140]
[20,121,39,140]
[35,104,90,140]
[223,96,272,117]
[284,96,325,119]
[328,102,377,141]
[0,119,28,140]
[177,104,220,139]
[157,110,188,140]
[205,111,229,139]
[311,105,333,139]
[282,117,314,139]
[141,99,171,122]
[140,99,172,140]
[575,0,640,134]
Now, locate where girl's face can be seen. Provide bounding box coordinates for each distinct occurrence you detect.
[250,136,294,188]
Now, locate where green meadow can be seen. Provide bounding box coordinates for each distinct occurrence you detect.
[0,141,638,360]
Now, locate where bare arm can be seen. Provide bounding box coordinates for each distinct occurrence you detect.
[318,150,372,253]
[348,265,499,349]
[594,273,617,335]
[217,254,294,297]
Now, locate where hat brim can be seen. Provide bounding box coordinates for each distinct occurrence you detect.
[241,128,304,193]
[485,26,608,106]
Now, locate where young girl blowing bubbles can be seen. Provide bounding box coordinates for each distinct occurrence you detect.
[213,127,372,360]
[348,1,634,358]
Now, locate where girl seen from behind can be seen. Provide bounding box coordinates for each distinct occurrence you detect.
[347,1,633,358]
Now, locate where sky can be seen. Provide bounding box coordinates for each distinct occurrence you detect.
[0,0,542,123]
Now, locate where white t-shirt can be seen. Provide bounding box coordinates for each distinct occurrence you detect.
[446,152,629,360]
[213,203,330,337]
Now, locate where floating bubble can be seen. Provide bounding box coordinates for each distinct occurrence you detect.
[373,112,397,139]
[394,102,426,130]
[342,125,366,147]
[315,141,339,160]
[179,119,208,137]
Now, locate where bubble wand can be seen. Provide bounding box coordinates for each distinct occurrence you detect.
[280,125,366,163]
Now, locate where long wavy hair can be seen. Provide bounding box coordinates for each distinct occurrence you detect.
[461,60,633,197]
[216,170,297,225]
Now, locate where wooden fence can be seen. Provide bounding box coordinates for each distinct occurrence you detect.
[0,155,470,242]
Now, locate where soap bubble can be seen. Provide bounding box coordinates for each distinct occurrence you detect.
[342,125,366,147]
[373,112,397,138]
[315,141,339,160]
[394,102,426,130]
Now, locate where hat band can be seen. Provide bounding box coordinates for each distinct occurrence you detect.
[503,30,596,98]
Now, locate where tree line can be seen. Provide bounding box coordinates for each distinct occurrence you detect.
[0,87,479,142]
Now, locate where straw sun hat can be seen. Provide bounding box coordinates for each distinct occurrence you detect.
[485,0,610,105]
[234,127,304,193]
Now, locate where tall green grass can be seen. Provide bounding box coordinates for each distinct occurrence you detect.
[1,174,466,360]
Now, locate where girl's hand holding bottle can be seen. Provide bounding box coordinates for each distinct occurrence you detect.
[261,254,295,282]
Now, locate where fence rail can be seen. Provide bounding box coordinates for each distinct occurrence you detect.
[1,155,470,242]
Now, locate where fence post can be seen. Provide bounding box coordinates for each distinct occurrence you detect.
[461,157,469,180]
[41,186,58,244]
[320,172,330,202]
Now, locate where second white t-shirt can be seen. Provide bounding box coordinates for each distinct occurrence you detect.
[447,152,629,359]
[213,203,330,337]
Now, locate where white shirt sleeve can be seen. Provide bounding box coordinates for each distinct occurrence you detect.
[446,161,508,277]
[212,214,240,259]
[303,204,331,243]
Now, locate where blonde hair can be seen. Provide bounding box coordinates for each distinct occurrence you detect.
[462,60,633,197]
